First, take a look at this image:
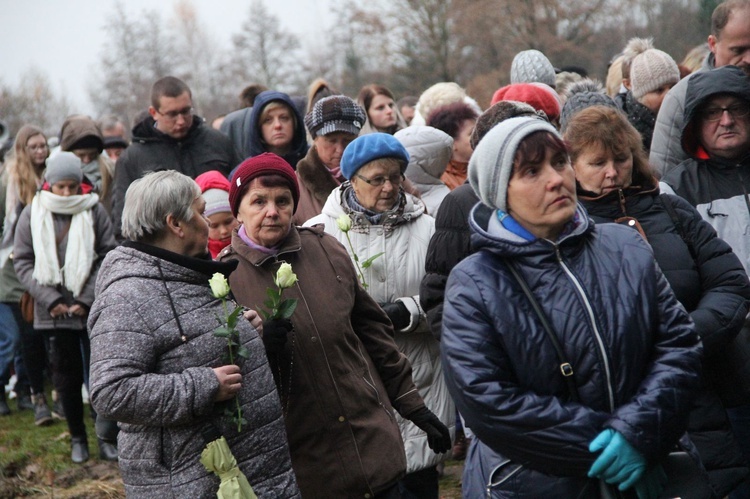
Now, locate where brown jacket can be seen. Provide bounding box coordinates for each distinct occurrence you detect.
[218,225,425,498]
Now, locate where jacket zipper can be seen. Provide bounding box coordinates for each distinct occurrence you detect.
[554,246,615,412]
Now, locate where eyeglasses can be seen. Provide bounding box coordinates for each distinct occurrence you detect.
[26,144,48,152]
[355,173,403,187]
[156,106,193,120]
[701,103,750,122]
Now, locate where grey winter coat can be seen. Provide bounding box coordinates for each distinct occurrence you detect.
[88,243,300,498]
[13,197,116,330]
[649,53,714,176]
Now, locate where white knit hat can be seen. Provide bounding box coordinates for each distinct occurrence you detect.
[625,38,680,100]
[468,117,559,212]
[510,50,557,88]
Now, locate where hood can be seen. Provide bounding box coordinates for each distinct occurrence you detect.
[681,65,750,158]
[247,90,309,166]
[395,126,453,185]
[195,170,230,193]
[468,202,593,259]
[60,116,103,152]
[131,114,206,144]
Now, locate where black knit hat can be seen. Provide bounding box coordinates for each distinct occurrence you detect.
[560,79,619,131]
[304,95,366,139]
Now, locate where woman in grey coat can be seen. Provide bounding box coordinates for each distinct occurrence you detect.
[87,170,299,498]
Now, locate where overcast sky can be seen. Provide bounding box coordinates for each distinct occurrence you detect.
[0,0,334,114]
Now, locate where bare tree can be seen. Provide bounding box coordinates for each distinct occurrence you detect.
[232,0,301,91]
[0,69,71,138]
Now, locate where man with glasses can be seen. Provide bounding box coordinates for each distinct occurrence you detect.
[111,76,240,238]
[663,65,750,499]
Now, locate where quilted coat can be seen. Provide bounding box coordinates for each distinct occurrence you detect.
[88,242,299,498]
[441,203,703,498]
[306,185,455,475]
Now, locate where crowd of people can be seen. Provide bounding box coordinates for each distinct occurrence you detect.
[3,1,750,498]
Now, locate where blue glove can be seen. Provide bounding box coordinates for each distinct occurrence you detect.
[634,464,667,499]
[588,429,646,490]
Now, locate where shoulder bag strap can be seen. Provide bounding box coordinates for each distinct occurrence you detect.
[505,259,580,402]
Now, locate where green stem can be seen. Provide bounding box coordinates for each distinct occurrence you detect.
[222,298,243,432]
[345,231,368,289]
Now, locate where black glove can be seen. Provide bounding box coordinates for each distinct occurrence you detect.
[262,318,292,354]
[380,301,410,331]
[408,406,451,454]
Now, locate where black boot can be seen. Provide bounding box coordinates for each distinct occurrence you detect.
[98,438,118,461]
[0,391,10,416]
[71,436,89,464]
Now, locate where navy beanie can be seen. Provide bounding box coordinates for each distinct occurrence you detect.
[340,133,410,180]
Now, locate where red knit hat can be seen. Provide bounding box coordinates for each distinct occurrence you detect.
[491,83,561,122]
[229,153,300,215]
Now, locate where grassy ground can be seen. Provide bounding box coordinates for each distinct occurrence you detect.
[0,398,464,498]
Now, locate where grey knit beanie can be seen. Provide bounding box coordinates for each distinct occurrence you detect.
[469,117,559,212]
[510,50,557,88]
[560,79,619,131]
[45,152,83,185]
[625,38,680,100]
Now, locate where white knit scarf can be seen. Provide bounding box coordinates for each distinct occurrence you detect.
[30,190,99,297]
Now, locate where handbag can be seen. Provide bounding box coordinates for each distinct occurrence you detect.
[19,290,34,324]
[506,259,713,499]
[661,194,750,408]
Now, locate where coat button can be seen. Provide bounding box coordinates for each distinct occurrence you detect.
[311,336,318,342]
[338,416,345,422]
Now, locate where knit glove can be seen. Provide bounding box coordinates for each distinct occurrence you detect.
[380,301,410,331]
[634,464,667,499]
[262,318,292,354]
[588,429,646,490]
[407,406,451,454]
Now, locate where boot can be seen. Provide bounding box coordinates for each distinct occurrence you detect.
[71,436,89,464]
[32,393,53,426]
[98,438,118,461]
[0,391,10,416]
[51,390,65,420]
[16,392,34,411]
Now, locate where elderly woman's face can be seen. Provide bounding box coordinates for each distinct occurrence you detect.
[351,159,402,213]
[182,196,210,257]
[507,145,577,240]
[236,179,294,248]
[572,143,634,196]
[314,132,356,170]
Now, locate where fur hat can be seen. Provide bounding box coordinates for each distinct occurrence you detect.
[415,82,467,123]
[625,38,680,100]
[470,100,544,149]
[469,117,559,212]
[560,79,619,131]
[229,153,299,215]
[304,95,366,139]
[45,152,83,186]
[341,133,410,180]
[491,83,561,122]
[510,50,557,88]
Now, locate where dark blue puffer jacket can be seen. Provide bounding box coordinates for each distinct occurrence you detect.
[246,90,309,169]
[441,203,703,498]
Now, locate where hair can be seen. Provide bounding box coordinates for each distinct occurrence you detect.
[397,96,418,110]
[239,84,269,108]
[426,102,480,140]
[307,78,338,114]
[513,131,568,173]
[6,125,48,206]
[150,76,191,110]
[233,174,296,212]
[357,84,396,116]
[259,101,298,135]
[121,170,200,242]
[562,106,650,174]
[681,43,711,73]
[712,0,750,37]
[97,114,128,138]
